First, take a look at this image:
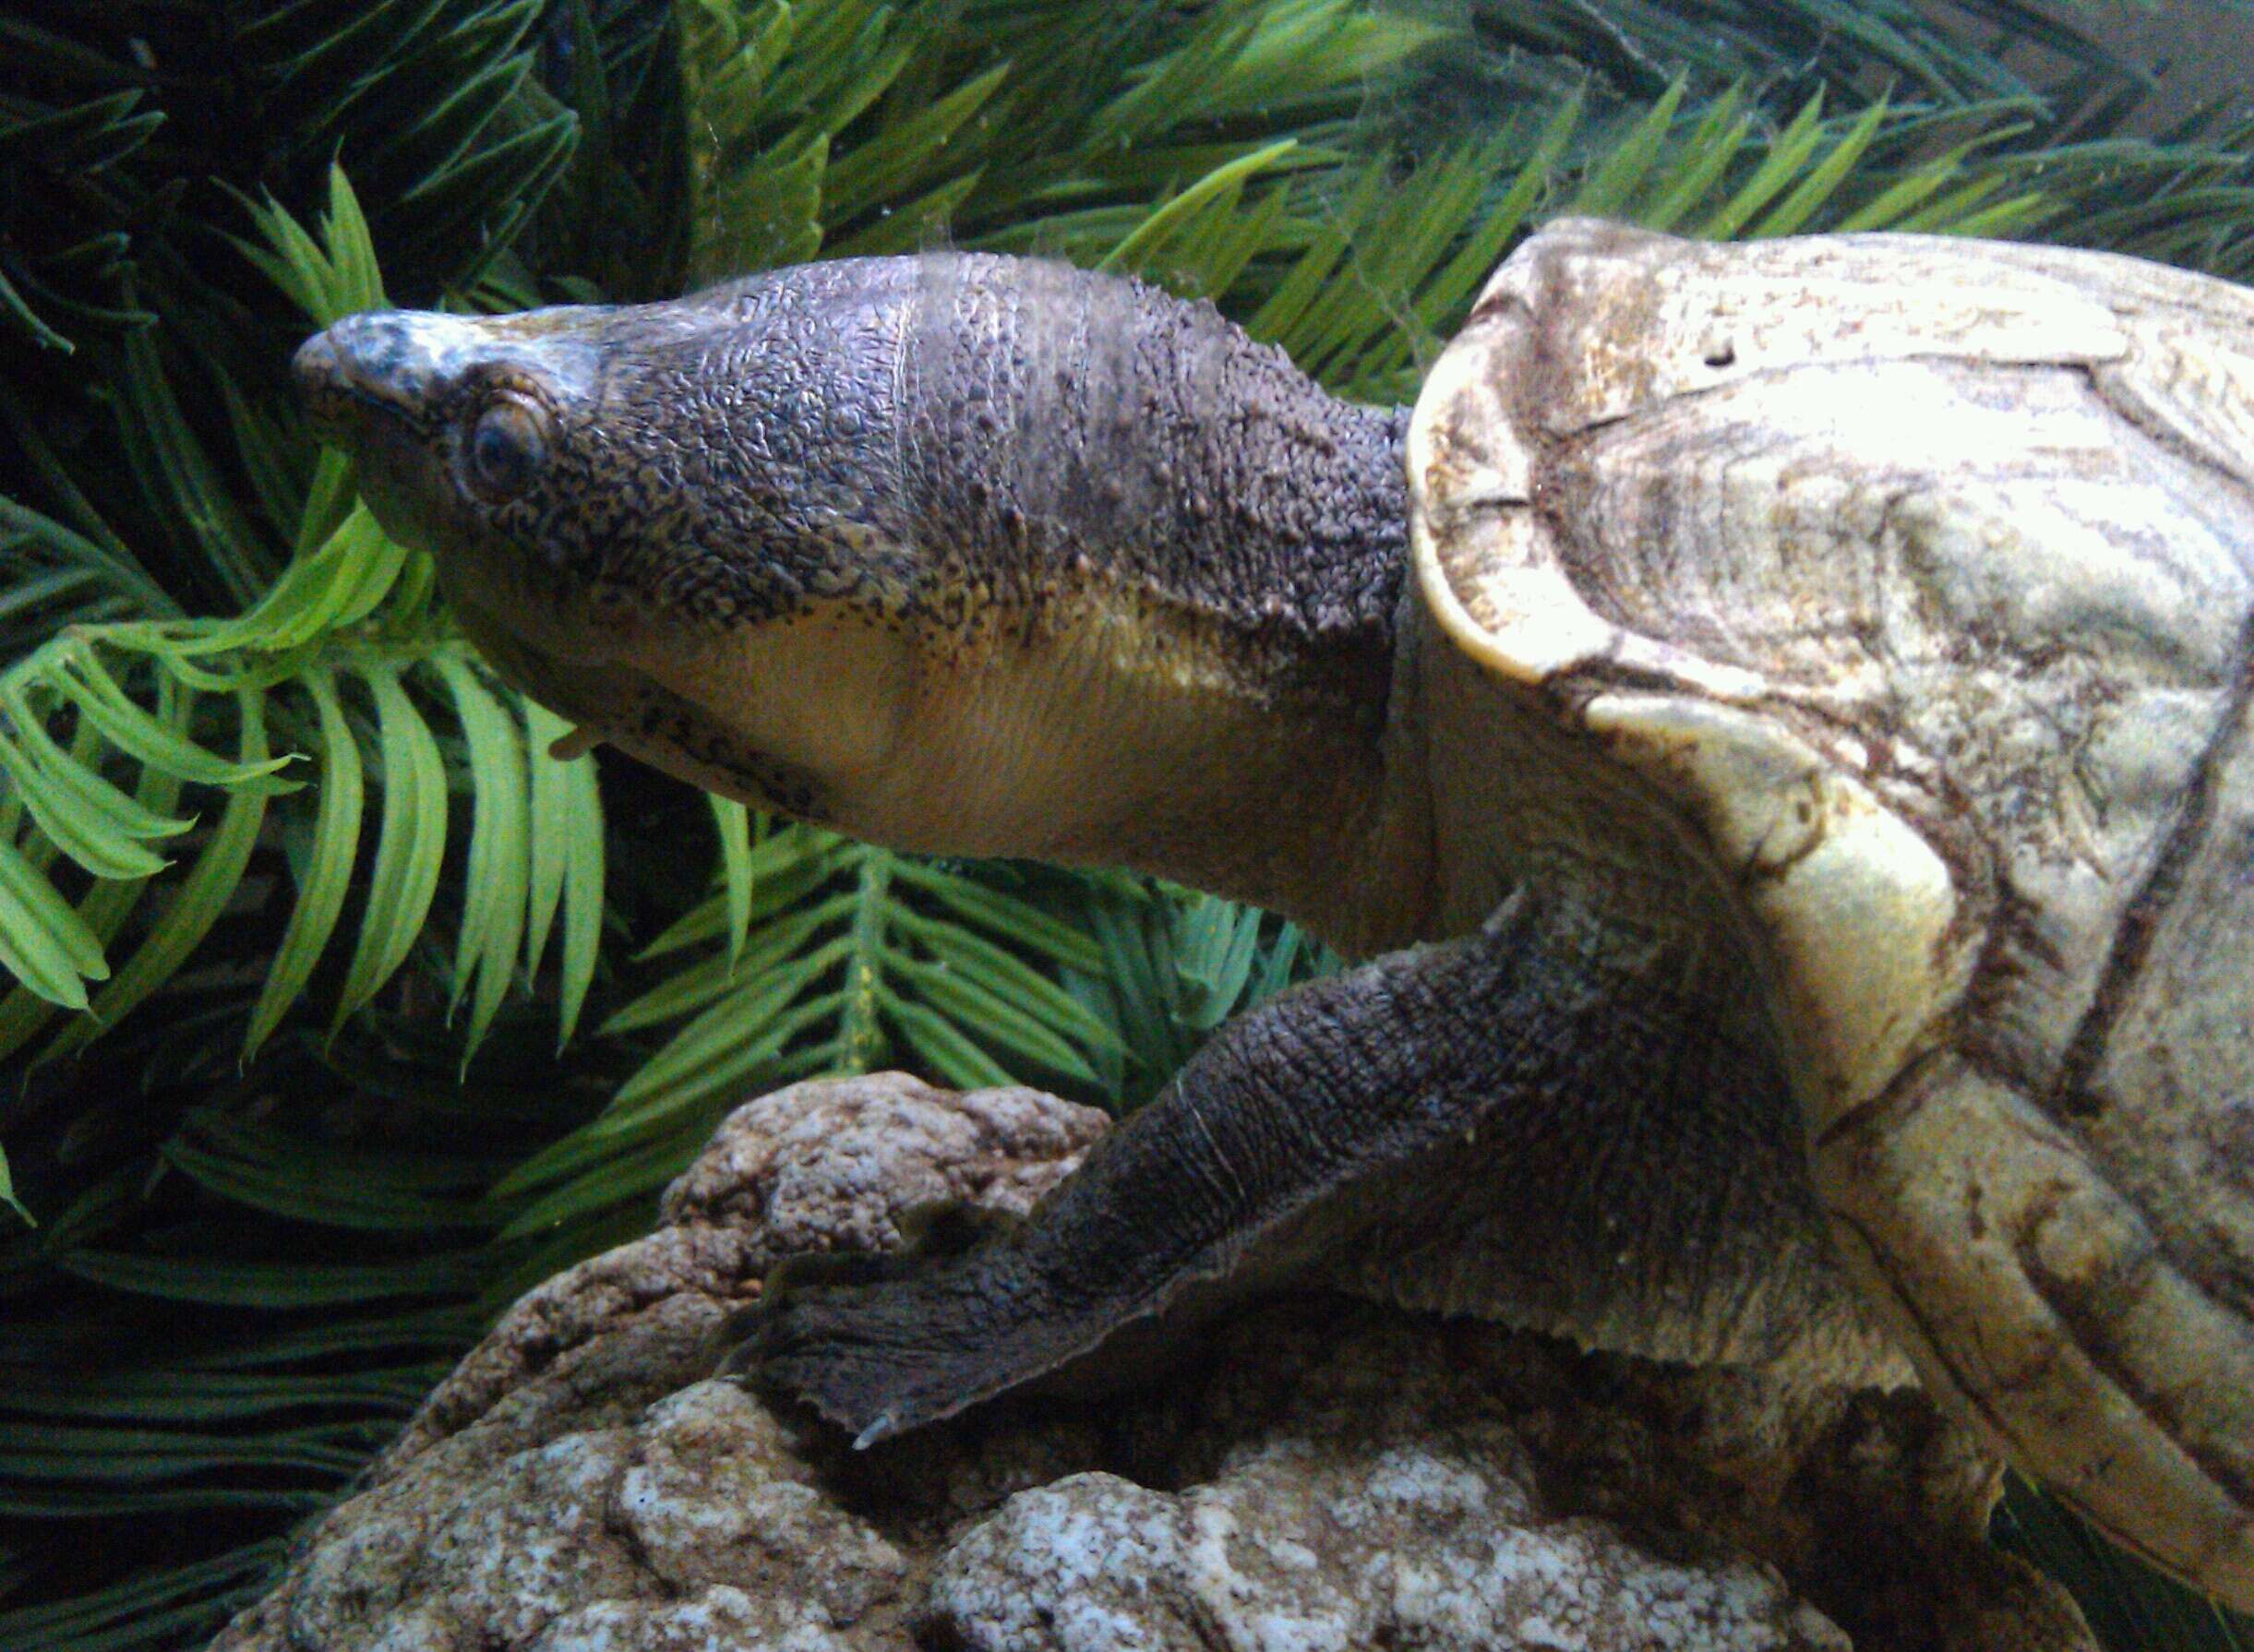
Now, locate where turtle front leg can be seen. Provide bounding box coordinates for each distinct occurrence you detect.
[725,891,1896,1444]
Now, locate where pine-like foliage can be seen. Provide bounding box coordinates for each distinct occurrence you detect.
[1,4,2250,1648]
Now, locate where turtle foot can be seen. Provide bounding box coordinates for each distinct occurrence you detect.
[721,1228,1092,1447]
[724,1272,970,1445]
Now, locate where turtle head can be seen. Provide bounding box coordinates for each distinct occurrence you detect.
[294,263,973,835]
[295,256,1432,950]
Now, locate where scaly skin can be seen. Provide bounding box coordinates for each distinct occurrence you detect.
[295,255,1431,953]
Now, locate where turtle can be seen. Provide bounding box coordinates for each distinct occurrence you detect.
[294,217,2254,1609]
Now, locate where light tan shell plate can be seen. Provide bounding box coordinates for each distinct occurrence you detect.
[1410,219,2254,1602]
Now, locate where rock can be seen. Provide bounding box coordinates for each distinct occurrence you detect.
[377,1074,1107,1474]
[210,1072,2096,1652]
[932,1446,1848,1652]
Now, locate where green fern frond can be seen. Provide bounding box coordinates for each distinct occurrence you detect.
[0,1139,25,1225]
[0,170,610,1068]
[488,831,1127,1239]
[232,166,390,328]
[0,84,162,354]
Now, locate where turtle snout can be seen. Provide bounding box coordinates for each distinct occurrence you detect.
[293,313,427,443]
[290,327,337,389]
[294,309,493,443]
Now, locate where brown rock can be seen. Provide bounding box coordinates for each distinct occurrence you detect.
[210,1072,2095,1652]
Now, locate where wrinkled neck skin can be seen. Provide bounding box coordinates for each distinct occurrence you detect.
[863,261,1433,954]
[390,257,1435,955]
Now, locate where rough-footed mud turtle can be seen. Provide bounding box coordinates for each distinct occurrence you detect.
[294,218,2254,1607]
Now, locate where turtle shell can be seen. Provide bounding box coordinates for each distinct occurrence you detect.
[1409,218,2254,1603]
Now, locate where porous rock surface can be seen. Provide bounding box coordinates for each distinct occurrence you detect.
[210,1072,2095,1652]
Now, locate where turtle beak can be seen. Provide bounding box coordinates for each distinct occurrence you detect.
[293,310,485,554]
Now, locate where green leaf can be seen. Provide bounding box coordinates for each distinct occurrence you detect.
[185,503,408,656]
[113,327,275,607]
[318,162,388,317]
[0,1138,28,1225]
[821,61,1011,223]
[493,1111,720,1240]
[58,1250,480,1308]
[0,834,106,1009]
[0,1538,282,1651]
[1098,138,1299,277]
[433,653,530,1060]
[1831,138,1984,233]
[1565,79,1687,218]
[506,703,605,1046]
[0,486,174,622]
[711,795,754,971]
[0,1484,330,1519]
[608,940,847,1109]
[1931,189,2054,240]
[603,892,854,1035]
[5,1368,428,1423]
[0,699,179,880]
[1,1424,372,1479]
[1088,5,1264,148]
[828,169,986,258]
[1695,90,1831,241]
[890,859,1106,974]
[522,700,574,983]
[894,955,1099,1082]
[295,447,360,559]
[1173,892,1265,1030]
[1638,86,1752,233]
[0,720,182,1055]
[893,905,1123,1053]
[244,666,365,1061]
[161,1112,498,1232]
[42,692,273,1060]
[1409,103,1581,337]
[882,989,1014,1089]
[635,824,842,959]
[696,132,829,279]
[330,664,450,1033]
[554,717,605,1045]
[44,649,296,793]
[1751,96,1893,238]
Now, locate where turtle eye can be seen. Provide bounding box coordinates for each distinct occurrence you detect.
[465,397,546,499]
